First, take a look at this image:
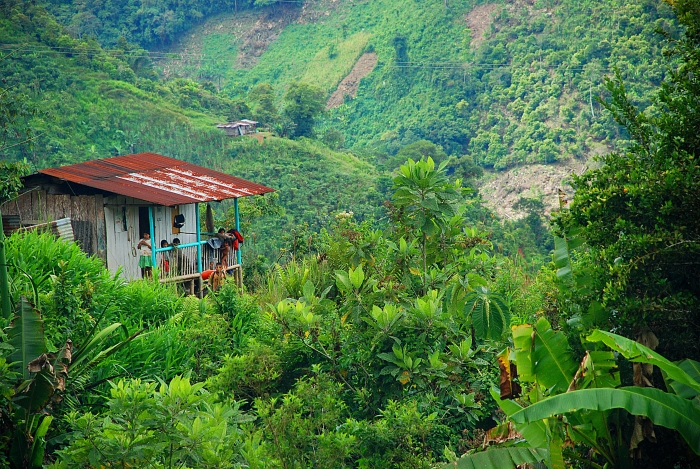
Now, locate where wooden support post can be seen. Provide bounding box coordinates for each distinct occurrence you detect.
[195,203,202,273]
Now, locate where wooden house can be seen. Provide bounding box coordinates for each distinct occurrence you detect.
[0,153,274,290]
[217,119,258,137]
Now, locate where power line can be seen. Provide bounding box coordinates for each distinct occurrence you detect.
[0,44,624,73]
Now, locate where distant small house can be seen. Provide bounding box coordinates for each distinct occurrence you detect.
[217,119,258,137]
[1,153,274,291]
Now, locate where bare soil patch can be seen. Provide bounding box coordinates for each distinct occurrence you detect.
[236,4,301,68]
[326,52,377,109]
[466,3,498,48]
[478,159,590,220]
[158,0,345,73]
[237,0,343,67]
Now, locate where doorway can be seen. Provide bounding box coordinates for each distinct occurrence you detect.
[138,206,150,238]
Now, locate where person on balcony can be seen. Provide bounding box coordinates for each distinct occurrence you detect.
[137,233,153,278]
[159,239,170,275]
[215,228,232,269]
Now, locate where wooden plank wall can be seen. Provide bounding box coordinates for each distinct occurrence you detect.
[0,190,107,262]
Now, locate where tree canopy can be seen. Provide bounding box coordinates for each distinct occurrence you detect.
[557,0,700,361]
[282,82,325,138]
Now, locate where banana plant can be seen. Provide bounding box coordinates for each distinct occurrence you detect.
[445,323,700,469]
[5,297,141,468]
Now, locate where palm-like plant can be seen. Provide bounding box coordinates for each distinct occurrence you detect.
[464,286,510,341]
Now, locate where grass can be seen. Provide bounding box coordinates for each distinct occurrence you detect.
[301,31,371,91]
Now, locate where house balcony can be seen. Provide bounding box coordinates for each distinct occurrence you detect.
[155,240,242,295]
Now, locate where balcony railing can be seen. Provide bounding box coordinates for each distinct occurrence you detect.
[154,240,241,293]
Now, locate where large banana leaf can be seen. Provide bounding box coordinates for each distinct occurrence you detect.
[513,318,577,394]
[490,388,547,448]
[8,298,46,380]
[553,236,574,285]
[443,447,548,469]
[666,359,700,399]
[568,351,620,391]
[587,330,700,395]
[509,387,700,455]
[512,324,534,382]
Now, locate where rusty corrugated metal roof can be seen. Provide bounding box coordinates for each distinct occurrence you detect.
[39,153,274,206]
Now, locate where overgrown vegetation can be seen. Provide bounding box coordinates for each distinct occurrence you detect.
[2,0,700,467]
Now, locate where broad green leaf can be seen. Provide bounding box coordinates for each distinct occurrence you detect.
[532,318,577,394]
[15,370,55,412]
[510,387,700,455]
[553,237,573,284]
[512,324,534,383]
[302,280,315,300]
[30,415,53,467]
[583,301,608,327]
[548,430,565,469]
[335,271,352,293]
[587,330,700,395]
[8,298,46,380]
[349,265,364,289]
[465,287,510,340]
[442,447,548,469]
[582,351,620,389]
[667,359,700,399]
[490,388,547,448]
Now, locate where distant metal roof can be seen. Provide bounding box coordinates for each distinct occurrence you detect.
[38,153,274,206]
[217,119,258,128]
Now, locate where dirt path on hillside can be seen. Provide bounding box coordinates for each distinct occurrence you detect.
[326,52,377,109]
[478,159,591,220]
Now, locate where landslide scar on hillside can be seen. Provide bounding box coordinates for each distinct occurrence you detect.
[326,52,377,110]
[466,3,498,49]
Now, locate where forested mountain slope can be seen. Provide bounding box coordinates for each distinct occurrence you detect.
[155,0,675,170]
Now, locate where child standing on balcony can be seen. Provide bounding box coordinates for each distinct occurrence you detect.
[159,239,170,275]
[137,233,153,278]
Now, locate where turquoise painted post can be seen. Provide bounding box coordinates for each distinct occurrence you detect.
[148,206,156,268]
[234,198,241,265]
[195,203,202,273]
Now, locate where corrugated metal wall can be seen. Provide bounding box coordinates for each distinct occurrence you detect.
[104,197,197,281]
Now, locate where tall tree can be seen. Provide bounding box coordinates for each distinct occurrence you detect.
[282,82,325,138]
[248,83,278,127]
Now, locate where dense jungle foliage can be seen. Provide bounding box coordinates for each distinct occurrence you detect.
[2,0,700,467]
[44,0,277,47]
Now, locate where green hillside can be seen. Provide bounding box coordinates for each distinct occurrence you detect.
[159,0,675,169]
[0,2,382,262]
